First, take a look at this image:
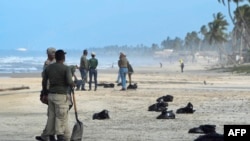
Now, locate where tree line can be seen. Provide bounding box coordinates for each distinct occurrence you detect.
[86,1,250,64]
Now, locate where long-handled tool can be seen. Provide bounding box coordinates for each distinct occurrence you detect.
[70,88,84,141]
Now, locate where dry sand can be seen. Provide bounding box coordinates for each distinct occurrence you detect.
[0,63,250,141]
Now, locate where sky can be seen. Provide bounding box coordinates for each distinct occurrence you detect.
[0,0,236,51]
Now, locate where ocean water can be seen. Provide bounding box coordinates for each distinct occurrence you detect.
[0,49,157,74]
[0,49,113,73]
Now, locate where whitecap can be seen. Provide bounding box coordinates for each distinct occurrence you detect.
[16,48,27,52]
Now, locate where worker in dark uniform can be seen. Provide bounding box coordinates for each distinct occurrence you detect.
[88,52,98,91]
[42,49,75,141]
[79,49,88,90]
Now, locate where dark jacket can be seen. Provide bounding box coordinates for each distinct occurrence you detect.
[42,63,74,94]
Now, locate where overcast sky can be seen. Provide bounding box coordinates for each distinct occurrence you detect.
[0,0,235,51]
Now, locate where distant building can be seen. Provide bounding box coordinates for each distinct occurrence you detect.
[154,49,173,58]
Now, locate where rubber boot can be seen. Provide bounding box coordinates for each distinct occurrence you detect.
[49,135,56,141]
[57,135,65,141]
[35,136,46,141]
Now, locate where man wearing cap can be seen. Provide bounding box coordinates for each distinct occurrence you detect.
[41,47,56,77]
[79,49,88,90]
[37,47,57,141]
[88,52,98,91]
[41,47,56,99]
[45,47,56,66]
[42,49,75,141]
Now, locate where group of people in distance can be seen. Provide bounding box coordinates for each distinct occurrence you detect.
[78,49,133,91]
[36,47,133,141]
[78,49,98,91]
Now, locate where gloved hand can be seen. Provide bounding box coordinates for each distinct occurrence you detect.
[40,89,48,105]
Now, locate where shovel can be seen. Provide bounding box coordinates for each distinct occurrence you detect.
[70,88,84,141]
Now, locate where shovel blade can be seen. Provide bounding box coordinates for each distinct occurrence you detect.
[70,121,84,141]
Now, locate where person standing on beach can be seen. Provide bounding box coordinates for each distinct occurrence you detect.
[37,47,57,141]
[41,47,56,77]
[37,48,74,141]
[118,52,128,91]
[116,59,121,83]
[79,49,88,91]
[42,47,56,93]
[127,62,134,85]
[42,49,75,141]
[179,59,184,73]
[88,52,98,91]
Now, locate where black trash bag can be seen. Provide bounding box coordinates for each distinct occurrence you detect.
[176,102,195,114]
[189,124,216,134]
[156,95,174,102]
[127,83,138,90]
[93,109,110,120]
[148,101,168,112]
[156,109,175,119]
[194,133,224,141]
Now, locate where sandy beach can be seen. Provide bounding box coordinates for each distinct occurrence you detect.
[0,63,250,141]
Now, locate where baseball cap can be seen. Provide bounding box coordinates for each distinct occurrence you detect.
[55,49,66,60]
[55,49,66,55]
[83,49,88,54]
[120,52,126,57]
[91,52,96,56]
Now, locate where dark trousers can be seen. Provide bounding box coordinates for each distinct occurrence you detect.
[89,69,97,90]
[79,68,88,89]
[181,63,184,73]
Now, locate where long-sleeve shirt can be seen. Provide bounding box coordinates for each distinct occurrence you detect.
[80,55,88,69]
[42,62,74,94]
[88,57,98,69]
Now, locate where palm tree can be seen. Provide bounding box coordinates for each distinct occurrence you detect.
[234,4,250,46]
[217,0,243,24]
[161,37,172,49]
[231,4,250,62]
[151,43,159,51]
[218,0,250,4]
[199,25,209,51]
[206,12,229,62]
[185,32,200,50]
[218,0,250,48]
[185,31,201,62]
[207,13,228,44]
[200,25,208,38]
[173,37,183,51]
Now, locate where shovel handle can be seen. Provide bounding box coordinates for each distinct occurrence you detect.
[71,87,79,121]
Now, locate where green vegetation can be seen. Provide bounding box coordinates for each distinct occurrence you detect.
[210,63,250,73]
[230,64,250,73]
